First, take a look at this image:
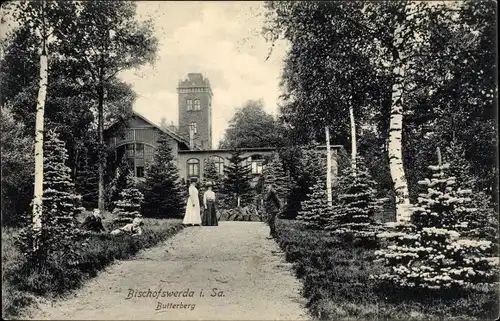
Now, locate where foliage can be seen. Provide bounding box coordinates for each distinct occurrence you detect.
[75,151,99,210]
[18,130,84,264]
[261,153,291,204]
[327,159,383,246]
[443,141,499,252]
[264,0,497,214]
[199,157,223,208]
[374,158,498,290]
[105,155,133,211]
[111,173,144,226]
[1,107,34,227]
[2,220,184,319]
[296,178,331,230]
[142,134,184,218]
[219,99,283,149]
[221,149,253,207]
[274,219,499,321]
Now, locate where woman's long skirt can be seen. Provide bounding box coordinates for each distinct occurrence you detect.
[202,200,218,226]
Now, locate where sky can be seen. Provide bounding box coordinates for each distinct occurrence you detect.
[118,1,289,148]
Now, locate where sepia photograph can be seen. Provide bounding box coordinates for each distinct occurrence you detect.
[0,1,498,320]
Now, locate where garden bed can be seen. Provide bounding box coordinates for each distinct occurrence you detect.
[1,218,184,319]
[274,219,499,321]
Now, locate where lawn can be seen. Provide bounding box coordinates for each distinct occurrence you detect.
[274,219,499,321]
[2,216,184,319]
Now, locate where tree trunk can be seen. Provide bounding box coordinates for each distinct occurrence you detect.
[349,103,357,176]
[388,62,411,222]
[97,80,105,211]
[32,2,48,250]
[325,126,332,207]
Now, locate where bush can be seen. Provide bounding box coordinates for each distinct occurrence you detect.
[2,219,184,319]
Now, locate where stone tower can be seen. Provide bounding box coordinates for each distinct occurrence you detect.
[177,73,213,149]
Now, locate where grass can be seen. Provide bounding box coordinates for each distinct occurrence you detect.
[2,216,184,320]
[274,219,500,321]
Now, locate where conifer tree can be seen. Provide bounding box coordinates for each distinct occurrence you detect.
[142,133,184,217]
[75,154,98,210]
[19,130,84,260]
[444,141,498,250]
[106,155,133,211]
[326,157,382,243]
[42,130,85,229]
[202,158,222,193]
[262,153,290,205]
[222,149,253,207]
[112,172,144,225]
[296,177,332,229]
[199,158,222,206]
[374,149,498,290]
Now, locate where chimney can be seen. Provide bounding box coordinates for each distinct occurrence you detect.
[189,125,194,149]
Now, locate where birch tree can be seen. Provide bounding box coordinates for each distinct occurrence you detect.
[3,0,76,250]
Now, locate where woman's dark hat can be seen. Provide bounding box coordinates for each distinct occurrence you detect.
[190,177,198,183]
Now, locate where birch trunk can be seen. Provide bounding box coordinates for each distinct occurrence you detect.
[97,80,105,211]
[389,19,411,222]
[32,1,48,250]
[349,103,357,176]
[325,126,332,206]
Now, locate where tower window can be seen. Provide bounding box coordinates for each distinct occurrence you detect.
[186,99,193,110]
[194,99,201,110]
[190,122,197,134]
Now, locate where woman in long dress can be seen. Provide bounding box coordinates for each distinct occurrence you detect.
[183,180,202,226]
[202,182,218,226]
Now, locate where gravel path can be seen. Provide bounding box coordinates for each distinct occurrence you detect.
[29,221,310,320]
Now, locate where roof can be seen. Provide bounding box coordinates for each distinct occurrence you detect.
[178,145,343,154]
[106,110,201,150]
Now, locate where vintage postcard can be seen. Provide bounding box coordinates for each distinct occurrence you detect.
[1,1,498,320]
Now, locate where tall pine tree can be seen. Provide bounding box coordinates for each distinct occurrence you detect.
[222,149,253,207]
[142,133,184,217]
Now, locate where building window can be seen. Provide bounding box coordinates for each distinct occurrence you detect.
[206,156,224,176]
[194,99,201,110]
[135,143,144,158]
[136,166,144,178]
[187,158,200,177]
[126,144,134,158]
[213,156,224,175]
[186,99,193,110]
[190,122,197,134]
[247,155,264,174]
